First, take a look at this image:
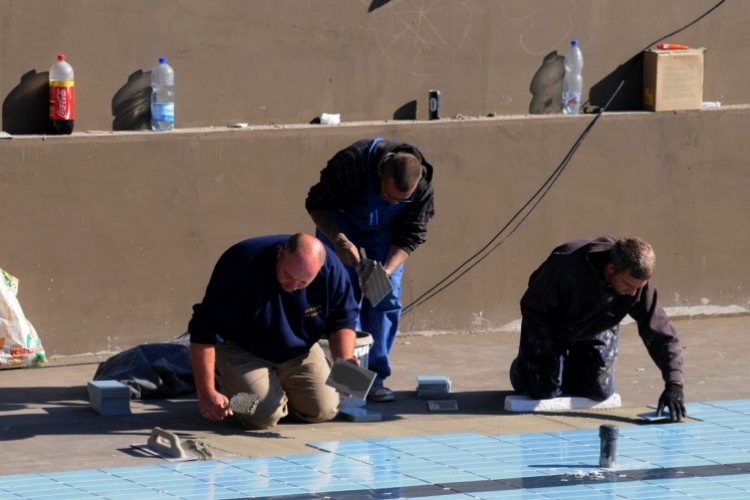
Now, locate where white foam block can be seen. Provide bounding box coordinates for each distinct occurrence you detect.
[504,393,621,412]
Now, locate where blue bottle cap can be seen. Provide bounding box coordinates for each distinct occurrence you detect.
[159,57,167,64]
[571,40,579,46]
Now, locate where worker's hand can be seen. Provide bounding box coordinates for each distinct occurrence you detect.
[198,390,233,421]
[657,382,686,422]
[343,357,361,367]
[334,237,360,267]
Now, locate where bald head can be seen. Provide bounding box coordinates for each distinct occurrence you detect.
[276,233,327,292]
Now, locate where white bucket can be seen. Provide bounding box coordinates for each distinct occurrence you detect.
[318,331,373,369]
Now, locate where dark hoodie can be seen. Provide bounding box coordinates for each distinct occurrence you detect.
[520,235,684,384]
[305,138,435,253]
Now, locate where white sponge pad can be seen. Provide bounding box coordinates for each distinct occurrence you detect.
[504,393,622,412]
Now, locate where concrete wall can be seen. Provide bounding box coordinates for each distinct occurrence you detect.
[2,0,746,132]
[1,108,749,356]
[1,0,748,356]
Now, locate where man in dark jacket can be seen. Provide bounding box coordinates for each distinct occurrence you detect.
[306,138,435,402]
[189,233,359,429]
[509,236,687,421]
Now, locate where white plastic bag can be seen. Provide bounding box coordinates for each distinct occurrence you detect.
[0,269,46,368]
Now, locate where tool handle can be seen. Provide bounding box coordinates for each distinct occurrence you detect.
[147,427,186,459]
[657,43,690,50]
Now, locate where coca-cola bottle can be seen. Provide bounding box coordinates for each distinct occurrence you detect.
[49,54,75,134]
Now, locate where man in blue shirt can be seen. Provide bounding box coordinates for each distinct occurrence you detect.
[188,233,359,429]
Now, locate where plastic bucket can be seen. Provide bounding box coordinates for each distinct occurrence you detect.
[318,331,373,369]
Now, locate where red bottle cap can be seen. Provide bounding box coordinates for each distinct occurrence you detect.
[58,54,66,61]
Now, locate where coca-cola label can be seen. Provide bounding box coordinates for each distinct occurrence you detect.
[49,80,75,120]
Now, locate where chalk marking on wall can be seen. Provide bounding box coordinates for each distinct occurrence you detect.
[499,0,577,56]
[368,0,477,65]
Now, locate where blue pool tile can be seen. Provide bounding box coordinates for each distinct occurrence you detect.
[40,470,111,480]
[713,475,750,489]
[24,492,100,500]
[101,492,175,500]
[352,477,428,489]
[538,489,621,499]
[414,472,486,484]
[225,484,308,496]
[409,495,475,500]
[165,495,240,500]
[471,489,550,499]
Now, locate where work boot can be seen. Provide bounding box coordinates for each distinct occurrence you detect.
[367,384,395,403]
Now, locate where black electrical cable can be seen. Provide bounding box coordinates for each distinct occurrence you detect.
[402,0,727,316]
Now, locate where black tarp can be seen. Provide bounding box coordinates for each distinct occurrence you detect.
[93,342,195,399]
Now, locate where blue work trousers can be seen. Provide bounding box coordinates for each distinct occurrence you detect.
[316,229,403,385]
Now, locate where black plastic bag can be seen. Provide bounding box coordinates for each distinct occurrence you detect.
[93,343,195,399]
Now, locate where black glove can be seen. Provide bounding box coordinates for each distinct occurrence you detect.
[657,383,687,422]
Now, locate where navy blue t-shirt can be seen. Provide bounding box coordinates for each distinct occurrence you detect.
[188,235,358,363]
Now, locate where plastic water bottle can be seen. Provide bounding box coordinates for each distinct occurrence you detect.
[151,57,174,131]
[49,54,75,135]
[562,40,584,115]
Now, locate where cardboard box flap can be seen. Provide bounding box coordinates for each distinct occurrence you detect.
[646,47,707,55]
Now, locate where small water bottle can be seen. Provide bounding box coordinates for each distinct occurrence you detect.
[151,57,174,131]
[562,40,584,115]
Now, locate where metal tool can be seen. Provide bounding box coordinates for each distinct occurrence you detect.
[355,248,393,307]
[229,392,260,417]
[325,358,378,401]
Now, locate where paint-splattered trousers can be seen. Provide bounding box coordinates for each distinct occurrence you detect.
[509,325,619,401]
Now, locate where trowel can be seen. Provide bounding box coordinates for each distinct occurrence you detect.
[355,248,393,307]
[131,427,198,462]
[229,392,260,417]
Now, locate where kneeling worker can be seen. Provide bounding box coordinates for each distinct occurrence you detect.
[188,233,358,429]
[510,236,687,421]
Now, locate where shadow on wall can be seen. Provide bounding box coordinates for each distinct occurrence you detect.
[589,53,644,111]
[2,70,56,134]
[112,70,152,131]
[529,51,565,115]
[393,100,417,120]
[368,0,393,12]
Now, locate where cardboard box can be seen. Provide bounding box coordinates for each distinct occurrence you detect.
[643,48,705,111]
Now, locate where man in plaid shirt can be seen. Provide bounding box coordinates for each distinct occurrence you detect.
[306,138,435,401]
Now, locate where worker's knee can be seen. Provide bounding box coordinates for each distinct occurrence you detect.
[236,396,287,430]
[290,393,339,424]
[578,382,615,402]
[297,405,339,424]
[510,355,561,400]
[509,357,525,392]
[563,369,615,402]
[527,386,562,400]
